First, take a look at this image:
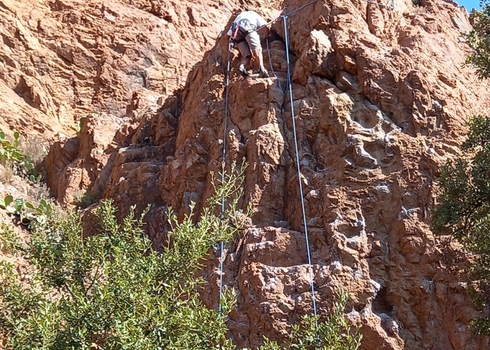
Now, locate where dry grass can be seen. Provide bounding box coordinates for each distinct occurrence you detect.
[27,182,51,202]
[0,163,14,183]
[19,135,48,166]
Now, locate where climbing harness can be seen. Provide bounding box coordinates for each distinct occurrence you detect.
[282,12,319,324]
[217,40,233,315]
[230,18,255,41]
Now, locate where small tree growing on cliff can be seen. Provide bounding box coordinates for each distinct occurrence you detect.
[431,115,490,336]
[465,0,490,78]
[432,1,490,336]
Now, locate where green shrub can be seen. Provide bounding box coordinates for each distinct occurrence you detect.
[431,115,490,336]
[0,222,23,254]
[0,131,42,182]
[0,131,24,165]
[0,195,54,228]
[0,199,237,349]
[0,162,248,349]
[465,1,490,78]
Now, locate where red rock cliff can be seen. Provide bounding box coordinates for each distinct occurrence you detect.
[2,0,490,348]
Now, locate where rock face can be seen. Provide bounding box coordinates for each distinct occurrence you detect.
[3,0,490,348]
[0,0,257,139]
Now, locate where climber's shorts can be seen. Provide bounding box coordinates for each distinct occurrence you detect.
[237,31,262,58]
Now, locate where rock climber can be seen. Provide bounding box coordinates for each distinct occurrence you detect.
[226,10,270,78]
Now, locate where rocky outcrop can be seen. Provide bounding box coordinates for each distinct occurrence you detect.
[2,0,490,348]
[0,0,258,139]
[147,1,490,347]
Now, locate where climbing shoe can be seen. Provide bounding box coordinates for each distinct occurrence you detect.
[238,65,249,77]
[259,67,269,78]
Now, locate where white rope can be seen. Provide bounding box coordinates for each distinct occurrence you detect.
[218,240,225,315]
[282,14,318,322]
[218,40,232,315]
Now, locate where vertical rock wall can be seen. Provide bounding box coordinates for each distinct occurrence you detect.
[155,0,490,348]
[43,0,490,348]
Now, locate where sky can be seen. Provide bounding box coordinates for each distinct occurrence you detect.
[456,0,482,11]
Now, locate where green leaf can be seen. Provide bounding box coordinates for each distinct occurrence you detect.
[4,195,13,207]
[13,198,25,212]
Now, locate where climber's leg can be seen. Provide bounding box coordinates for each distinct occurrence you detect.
[246,32,268,77]
[236,41,252,76]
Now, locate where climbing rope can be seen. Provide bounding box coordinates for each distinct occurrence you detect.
[220,0,320,323]
[218,40,233,315]
[282,14,319,322]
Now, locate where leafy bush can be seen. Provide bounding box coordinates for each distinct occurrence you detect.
[465,1,490,78]
[0,199,237,349]
[0,131,42,182]
[0,222,24,254]
[431,115,490,336]
[0,162,248,349]
[0,195,54,227]
[0,131,24,165]
[434,2,490,334]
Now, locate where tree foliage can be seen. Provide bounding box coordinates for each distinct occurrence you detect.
[466,0,490,78]
[0,162,361,349]
[431,115,490,336]
[0,163,248,349]
[0,200,237,349]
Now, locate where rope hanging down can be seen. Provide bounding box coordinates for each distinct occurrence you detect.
[217,40,233,315]
[219,0,321,319]
[218,0,395,326]
[282,14,318,322]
